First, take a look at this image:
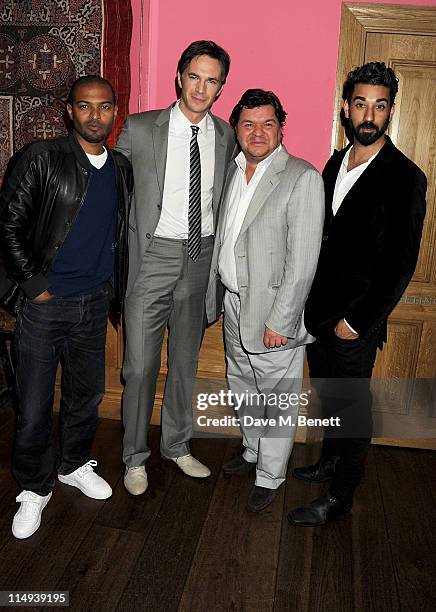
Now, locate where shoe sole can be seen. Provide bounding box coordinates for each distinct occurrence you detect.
[162,456,211,478]
[246,501,274,513]
[12,492,52,539]
[287,508,351,527]
[176,468,211,478]
[123,479,148,496]
[58,474,112,499]
[246,492,277,513]
[292,472,333,483]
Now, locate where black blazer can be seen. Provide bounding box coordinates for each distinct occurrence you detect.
[304,136,427,343]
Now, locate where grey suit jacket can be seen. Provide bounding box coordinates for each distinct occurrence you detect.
[206,146,325,354]
[115,104,235,295]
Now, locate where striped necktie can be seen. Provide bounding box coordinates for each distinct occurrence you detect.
[188,125,201,261]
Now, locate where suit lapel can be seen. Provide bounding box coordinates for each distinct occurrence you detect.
[323,146,348,228]
[216,162,237,239]
[152,106,172,197]
[238,147,288,236]
[332,137,396,222]
[211,113,227,217]
[324,147,347,204]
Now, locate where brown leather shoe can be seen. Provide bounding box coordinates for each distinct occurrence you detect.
[246,486,276,512]
[223,454,256,476]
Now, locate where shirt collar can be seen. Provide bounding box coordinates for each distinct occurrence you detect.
[235,144,282,172]
[171,100,212,135]
[341,146,379,174]
[86,145,107,160]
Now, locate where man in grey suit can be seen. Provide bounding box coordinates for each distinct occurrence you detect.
[116,40,235,495]
[206,89,324,512]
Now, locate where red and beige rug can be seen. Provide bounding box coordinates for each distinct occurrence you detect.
[0,0,132,184]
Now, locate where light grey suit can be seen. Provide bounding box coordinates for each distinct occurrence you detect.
[116,105,235,465]
[206,146,324,488]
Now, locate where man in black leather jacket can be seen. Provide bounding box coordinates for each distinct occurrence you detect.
[0,76,133,539]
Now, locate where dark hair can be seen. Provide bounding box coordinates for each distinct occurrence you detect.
[229,89,287,128]
[177,40,231,84]
[342,62,398,105]
[67,75,116,105]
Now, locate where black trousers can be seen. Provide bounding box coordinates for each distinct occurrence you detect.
[12,287,110,496]
[306,331,379,504]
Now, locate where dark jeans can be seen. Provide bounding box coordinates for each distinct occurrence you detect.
[307,331,379,504]
[12,286,110,496]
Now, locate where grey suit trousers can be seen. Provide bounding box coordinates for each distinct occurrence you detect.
[224,291,304,489]
[122,236,213,466]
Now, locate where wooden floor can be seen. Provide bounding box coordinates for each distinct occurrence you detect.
[0,400,435,612]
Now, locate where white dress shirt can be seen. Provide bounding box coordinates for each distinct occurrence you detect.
[332,145,379,334]
[218,145,282,292]
[332,147,379,215]
[154,101,215,238]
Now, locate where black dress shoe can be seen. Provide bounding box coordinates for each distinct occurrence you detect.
[287,493,352,527]
[223,454,256,476]
[292,455,339,483]
[246,486,276,513]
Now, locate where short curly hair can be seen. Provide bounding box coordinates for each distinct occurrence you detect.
[229,89,287,128]
[342,62,398,105]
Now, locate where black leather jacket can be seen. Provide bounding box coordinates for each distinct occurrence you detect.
[0,132,133,318]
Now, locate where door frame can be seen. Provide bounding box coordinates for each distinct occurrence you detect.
[332,3,436,152]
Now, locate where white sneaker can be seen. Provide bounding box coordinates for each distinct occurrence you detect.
[12,491,52,539]
[58,460,112,499]
[124,466,148,495]
[171,454,211,478]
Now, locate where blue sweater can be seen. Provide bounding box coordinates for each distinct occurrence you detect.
[48,155,118,297]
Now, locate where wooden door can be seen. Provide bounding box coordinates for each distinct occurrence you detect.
[333,4,436,448]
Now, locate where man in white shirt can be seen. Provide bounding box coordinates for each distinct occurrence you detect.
[206,89,324,512]
[288,62,427,527]
[116,41,235,494]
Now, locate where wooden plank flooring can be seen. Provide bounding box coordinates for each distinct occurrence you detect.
[0,404,434,612]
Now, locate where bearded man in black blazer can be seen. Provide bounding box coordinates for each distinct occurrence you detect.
[288,62,427,527]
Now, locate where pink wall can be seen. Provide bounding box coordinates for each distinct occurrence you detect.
[130,0,436,171]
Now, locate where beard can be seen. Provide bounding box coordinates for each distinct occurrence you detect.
[350,116,391,146]
[81,130,106,143]
[73,119,113,145]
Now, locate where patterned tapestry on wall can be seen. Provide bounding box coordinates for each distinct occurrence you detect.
[0,0,132,184]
